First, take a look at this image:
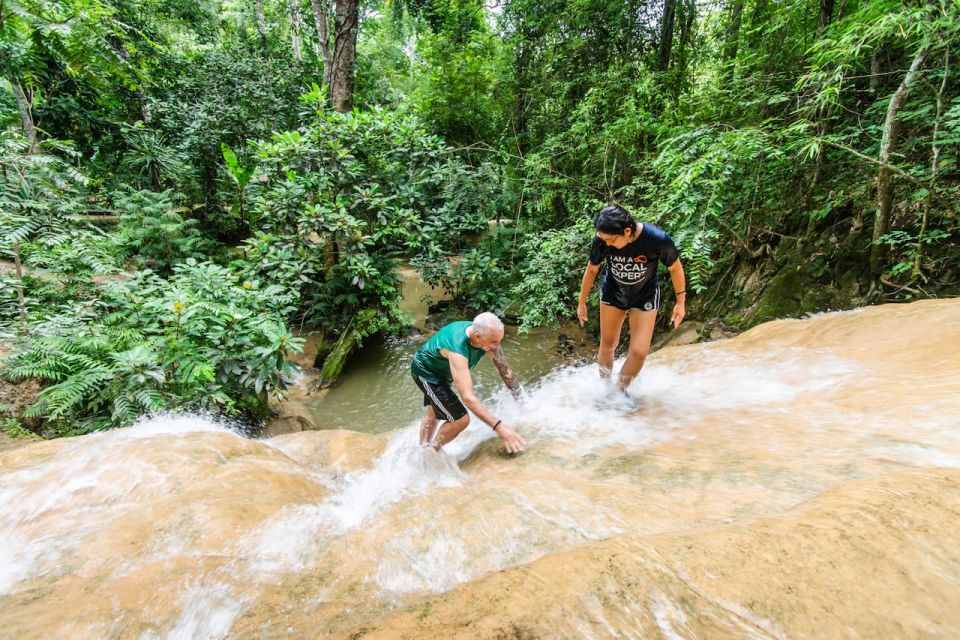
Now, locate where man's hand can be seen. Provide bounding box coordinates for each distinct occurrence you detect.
[671,299,686,328]
[496,424,525,454]
[577,301,588,326]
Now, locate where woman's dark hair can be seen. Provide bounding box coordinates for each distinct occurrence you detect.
[594,204,637,235]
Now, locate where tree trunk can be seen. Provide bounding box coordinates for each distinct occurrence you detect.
[331,0,360,113]
[723,0,744,78]
[870,45,930,277]
[914,49,948,279]
[13,241,27,329]
[255,0,269,50]
[139,96,152,124]
[311,0,333,90]
[658,0,677,71]
[869,49,882,92]
[2,135,31,328]
[674,0,696,83]
[11,80,38,154]
[817,0,835,32]
[289,0,303,61]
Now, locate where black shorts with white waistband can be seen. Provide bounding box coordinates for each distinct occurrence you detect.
[412,374,468,423]
[600,283,661,312]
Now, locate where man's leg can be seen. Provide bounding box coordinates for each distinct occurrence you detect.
[417,378,470,451]
[617,308,657,391]
[598,303,628,379]
[419,404,438,446]
[431,414,470,450]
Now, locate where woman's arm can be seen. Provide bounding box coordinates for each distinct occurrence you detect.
[668,259,686,328]
[578,262,601,326]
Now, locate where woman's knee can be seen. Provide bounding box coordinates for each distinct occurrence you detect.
[628,345,650,361]
[599,335,620,352]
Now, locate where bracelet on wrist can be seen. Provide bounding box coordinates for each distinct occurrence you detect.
[675,290,686,296]
[492,420,502,432]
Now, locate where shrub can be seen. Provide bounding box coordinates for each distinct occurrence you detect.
[512,217,595,328]
[1,260,302,434]
[242,103,496,332]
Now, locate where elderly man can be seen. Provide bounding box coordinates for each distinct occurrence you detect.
[411,312,526,453]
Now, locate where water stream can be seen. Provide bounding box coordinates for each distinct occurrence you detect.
[301,262,591,434]
[1,300,959,638]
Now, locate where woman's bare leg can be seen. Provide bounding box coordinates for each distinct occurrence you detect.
[617,308,657,391]
[598,303,628,379]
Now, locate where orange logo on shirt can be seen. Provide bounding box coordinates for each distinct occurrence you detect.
[633,256,648,263]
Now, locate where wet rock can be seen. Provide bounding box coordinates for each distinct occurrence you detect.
[427,299,452,315]
[288,330,327,370]
[701,318,741,342]
[652,321,704,350]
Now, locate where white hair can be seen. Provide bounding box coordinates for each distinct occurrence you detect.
[472,312,504,337]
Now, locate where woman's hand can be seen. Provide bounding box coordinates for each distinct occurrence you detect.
[577,301,588,326]
[671,299,686,328]
[496,424,526,454]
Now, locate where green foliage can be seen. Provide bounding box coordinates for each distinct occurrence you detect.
[415,235,513,315]
[113,187,209,272]
[0,131,117,325]
[651,125,785,293]
[144,47,307,219]
[119,124,192,191]
[409,0,506,145]
[1,260,302,434]
[512,217,595,328]
[0,132,88,249]
[0,417,37,440]
[241,105,495,331]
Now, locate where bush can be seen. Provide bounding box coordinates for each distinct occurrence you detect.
[512,217,595,328]
[114,187,211,272]
[242,103,496,332]
[1,260,302,434]
[413,228,516,316]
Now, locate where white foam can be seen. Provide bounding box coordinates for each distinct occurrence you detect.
[374,532,471,596]
[244,433,466,575]
[472,347,859,453]
[142,581,243,640]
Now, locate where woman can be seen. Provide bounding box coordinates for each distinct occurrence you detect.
[577,204,686,396]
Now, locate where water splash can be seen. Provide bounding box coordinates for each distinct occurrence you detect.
[4,301,960,639]
[245,432,465,575]
[480,348,860,451]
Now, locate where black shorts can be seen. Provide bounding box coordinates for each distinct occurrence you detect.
[412,375,468,422]
[600,283,661,312]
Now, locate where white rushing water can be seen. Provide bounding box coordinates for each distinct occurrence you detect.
[4,322,960,639]
[0,349,862,599]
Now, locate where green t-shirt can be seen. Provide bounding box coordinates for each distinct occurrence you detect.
[411,320,486,384]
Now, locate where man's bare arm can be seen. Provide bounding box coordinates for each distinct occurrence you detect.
[490,347,522,400]
[450,351,526,454]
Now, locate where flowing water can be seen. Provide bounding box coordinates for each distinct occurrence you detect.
[303,325,587,434]
[2,299,960,638]
[302,262,592,434]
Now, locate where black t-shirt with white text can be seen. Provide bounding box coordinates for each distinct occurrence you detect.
[588,223,679,305]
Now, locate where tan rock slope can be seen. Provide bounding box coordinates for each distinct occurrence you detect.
[1,299,958,639]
